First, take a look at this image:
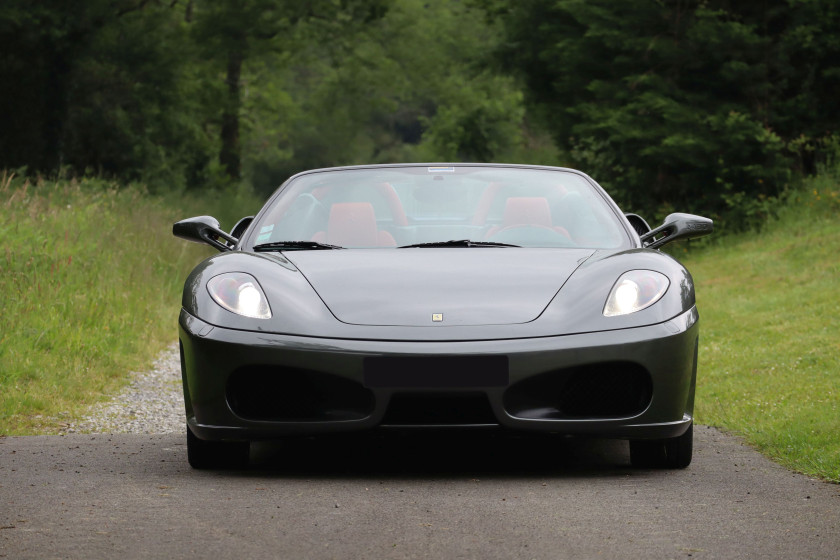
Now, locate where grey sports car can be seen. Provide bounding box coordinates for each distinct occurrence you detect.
[174,163,712,469]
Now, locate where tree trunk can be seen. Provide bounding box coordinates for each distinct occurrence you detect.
[220,50,243,180]
[40,42,72,174]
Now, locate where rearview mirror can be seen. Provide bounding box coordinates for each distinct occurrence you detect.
[173,215,238,252]
[640,213,713,250]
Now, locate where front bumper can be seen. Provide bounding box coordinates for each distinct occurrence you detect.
[179,307,699,442]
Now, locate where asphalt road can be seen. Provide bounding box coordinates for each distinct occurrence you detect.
[1,427,838,559]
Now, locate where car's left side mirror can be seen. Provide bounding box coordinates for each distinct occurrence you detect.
[173,215,238,252]
[640,213,713,250]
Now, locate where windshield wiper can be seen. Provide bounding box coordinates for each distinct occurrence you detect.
[253,241,344,252]
[398,239,520,248]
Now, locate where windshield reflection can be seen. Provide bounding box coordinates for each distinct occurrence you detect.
[249,166,630,250]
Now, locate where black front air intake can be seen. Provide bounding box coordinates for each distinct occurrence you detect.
[503,362,652,420]
[226,366,374,422]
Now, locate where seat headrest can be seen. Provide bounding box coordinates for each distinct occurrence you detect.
[503,197,552,228]
[327,202,379,247]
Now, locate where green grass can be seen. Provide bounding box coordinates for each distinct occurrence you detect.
[687,176,840,482]
[0,173,260,435]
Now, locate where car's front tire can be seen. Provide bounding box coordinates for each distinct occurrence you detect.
[187,426,250,469]
[629,423,693,469]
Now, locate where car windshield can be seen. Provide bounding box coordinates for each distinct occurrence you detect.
[248,165,630,249]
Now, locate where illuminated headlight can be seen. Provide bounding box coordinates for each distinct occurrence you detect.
[207,272,272,319]
[603,270,669,317]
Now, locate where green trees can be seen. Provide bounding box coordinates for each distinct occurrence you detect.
[190,0,389,181]
[0,1,210,189]
[0,0,527,194]
[1,0,837,220]
[278,0,526,166]
[193,0,529,193]
[488,0,840,222]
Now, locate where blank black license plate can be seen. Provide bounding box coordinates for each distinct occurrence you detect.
[363,356,509,388]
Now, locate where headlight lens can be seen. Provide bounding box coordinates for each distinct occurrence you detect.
[603,270,669,317]
[207,272,272,319]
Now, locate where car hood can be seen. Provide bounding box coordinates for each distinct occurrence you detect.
[283,248,595,327]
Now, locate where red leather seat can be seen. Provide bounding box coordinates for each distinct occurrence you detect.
[504,197,553,227]
[485,197,570,238]
[312,202,396,247]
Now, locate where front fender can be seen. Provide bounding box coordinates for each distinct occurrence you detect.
[182,251,336,333]
[538,249,695,334]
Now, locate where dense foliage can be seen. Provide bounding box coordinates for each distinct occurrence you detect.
[484,0,840,223]
[1,0,838,223]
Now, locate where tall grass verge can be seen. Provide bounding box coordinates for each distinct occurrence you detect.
[687,169,840,482]
[0,173,262,434]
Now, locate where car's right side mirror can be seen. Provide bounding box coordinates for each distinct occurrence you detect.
[640,213,714,250]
